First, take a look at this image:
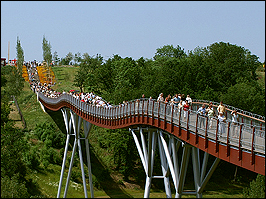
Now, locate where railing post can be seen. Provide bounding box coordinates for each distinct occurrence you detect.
[151,100,154,125]
[164,103,167,130]
[158,102,161,128]
[178,108,182,136]
[186,110,190,140]
[171,105,174,133]
[226,122,230,157]
[251,126,256,165]
[204,116,208,148]
[146,100,149,124]
[238,124,243,161]
[142,100,145,123]
[133,101,136,123]
[195,113,199,144]
[130,102,132,123]
[215,120,219,153]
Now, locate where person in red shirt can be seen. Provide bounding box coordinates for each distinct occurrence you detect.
[183,100,190,119]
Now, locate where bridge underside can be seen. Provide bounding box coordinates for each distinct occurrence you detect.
[57,107,224,198]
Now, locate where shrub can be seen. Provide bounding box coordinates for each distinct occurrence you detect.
[243,174,265,198]
[23,147,40,170]
[34,123,65,149]
[1,173,29,198]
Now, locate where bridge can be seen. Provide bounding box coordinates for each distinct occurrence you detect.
[36,91,265,198]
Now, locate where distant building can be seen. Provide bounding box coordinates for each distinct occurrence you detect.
[9,59,17,66]
[1,58,6,67]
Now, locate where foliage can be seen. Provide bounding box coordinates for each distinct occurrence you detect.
[16,36,24,75]
[73,53,103,93]
[52,51,60,65]
[1,122,30,197]
[40,145,62,168]
[74,52,82,66]
[80,42,264,117]
[94,128,138,181]
[34,122,65,149]
[153,44,187,60]
[22,146,41,170]
[221,80,265,116]
[42,35,52,66]
[65,52,74,65]
[1,173,29,198]
[1,65,25,97]
[243,174,265,198]
[1,101,11,127]
[1,122,28,179]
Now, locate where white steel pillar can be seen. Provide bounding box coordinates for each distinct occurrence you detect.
[58,109,94,198]
[175,143,191,198]
[158,131,173,198]
[191,147,202,198]
[131,127,221,198]
[83,120,94,198]
[131,127,158,198]
[57,108,73,198]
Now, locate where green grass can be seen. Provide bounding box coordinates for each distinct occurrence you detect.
[17,65,257,198]
[17,81,56,131]
[51,66,80,93]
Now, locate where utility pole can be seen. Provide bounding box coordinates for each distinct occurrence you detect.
[8,41,10,65]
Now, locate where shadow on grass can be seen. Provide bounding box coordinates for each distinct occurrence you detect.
[88,144,133,198]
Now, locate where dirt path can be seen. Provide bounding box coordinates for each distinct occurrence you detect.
[9,101,24,129]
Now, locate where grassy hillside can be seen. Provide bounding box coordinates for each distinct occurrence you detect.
[15,65,260,198]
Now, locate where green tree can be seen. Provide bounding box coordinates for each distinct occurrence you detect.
[243,174,265,198]
[53,51,60,66]
[73,53,103,93]
[74,52,82,66]
[112,57,142,103]
[1,173,29,198]
[1,123,28,179]
[16,36,24,75]
[204,42,260,92]
[42,35,52,66]
[73,61,90,93]
[1,65,24,98]
[153,44,186,60]
[65,52,74,65]
[221,80,265,116]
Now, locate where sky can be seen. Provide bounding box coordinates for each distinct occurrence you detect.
[1,1,265,63]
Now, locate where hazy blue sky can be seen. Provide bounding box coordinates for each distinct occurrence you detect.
[1,1,265,62]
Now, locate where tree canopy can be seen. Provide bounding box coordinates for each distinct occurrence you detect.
[73,41,264,116]
[42,35,52,66]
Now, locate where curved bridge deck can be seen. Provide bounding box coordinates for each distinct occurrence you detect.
[38,92,265,175]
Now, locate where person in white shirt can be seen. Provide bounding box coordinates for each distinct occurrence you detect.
[206,103,215,128]
[186,94,192,107]
[231,110,239,137]
[197,104,206,128]
[218,112,226,137]
[157,93,164,102]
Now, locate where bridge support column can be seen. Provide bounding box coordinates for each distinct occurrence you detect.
[57,108,94,198]
[130,127,221,198]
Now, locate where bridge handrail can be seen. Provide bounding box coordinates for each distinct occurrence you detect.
[37,92,265,156]
[193,99,265,122]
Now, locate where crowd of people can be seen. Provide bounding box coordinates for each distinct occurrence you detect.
[30,81,113,108]
[154,92,239,137]
[156,93,193,107]
[195,100,239,137]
